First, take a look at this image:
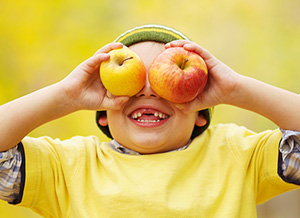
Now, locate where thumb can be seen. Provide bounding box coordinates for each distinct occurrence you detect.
[175,96,209,114]
[100,96,130,111]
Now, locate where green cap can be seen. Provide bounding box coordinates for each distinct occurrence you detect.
[96,24,213,139]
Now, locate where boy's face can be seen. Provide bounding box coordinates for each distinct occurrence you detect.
[103,42,206,154]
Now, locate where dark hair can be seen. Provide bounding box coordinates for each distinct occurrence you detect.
[95,24,213,139]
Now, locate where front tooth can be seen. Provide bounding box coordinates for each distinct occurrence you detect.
[154,112,159,117]
[158,113,163,119]
[137,112,142,117]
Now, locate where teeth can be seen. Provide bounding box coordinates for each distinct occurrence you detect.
[131,111,169,121]
[137,119,160,123]
[158,113,167,119]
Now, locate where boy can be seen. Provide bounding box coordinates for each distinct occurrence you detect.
[0,24,300,217]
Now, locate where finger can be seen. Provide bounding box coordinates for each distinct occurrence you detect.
[175,102,197,114]
[106,90,114,99]
[165,40,215,61]
[86,53,110,67]
[175,96,209,114]
[174,103,188,111]
[94,42,123,56]
[113,96,130,108]
[183,43,216,62]
[79,53,110,74]
[101,96,129,110]
[165,40,192,48]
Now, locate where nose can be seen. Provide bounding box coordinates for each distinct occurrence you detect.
[136,76,160,98]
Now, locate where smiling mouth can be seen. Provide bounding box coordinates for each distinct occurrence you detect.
[129,109,170,123]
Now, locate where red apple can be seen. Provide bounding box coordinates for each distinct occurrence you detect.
[148,47,208,103]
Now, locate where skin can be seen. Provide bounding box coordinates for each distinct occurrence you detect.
[99,42,207,154]
[166,40,300,131]
[1,40,300,153]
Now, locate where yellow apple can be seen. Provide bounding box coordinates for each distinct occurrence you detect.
[148,47,208,103]
[100,47,146,96]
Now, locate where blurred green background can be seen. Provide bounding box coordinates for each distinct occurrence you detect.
[1,0,300,217]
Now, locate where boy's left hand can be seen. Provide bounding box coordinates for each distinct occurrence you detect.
[165,40,240,113]
[166,40,300,132]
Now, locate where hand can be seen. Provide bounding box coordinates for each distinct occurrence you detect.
[60,43,129,111]
[165,40,240,113]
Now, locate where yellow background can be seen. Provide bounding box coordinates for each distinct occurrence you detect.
[1,0,300,217]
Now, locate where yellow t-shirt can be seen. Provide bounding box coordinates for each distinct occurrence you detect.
[19,124,298,218]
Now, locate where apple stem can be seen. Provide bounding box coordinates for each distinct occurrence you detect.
[180,58,188,69]
[120,56,133,66]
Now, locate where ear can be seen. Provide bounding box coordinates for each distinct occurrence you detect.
[195,113,207,127]
[98,115,108,126]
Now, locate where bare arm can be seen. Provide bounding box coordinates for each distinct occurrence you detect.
[0,43,128,152]
[229,75,300,131]
[0,84,69,151]
[166,40,300,131]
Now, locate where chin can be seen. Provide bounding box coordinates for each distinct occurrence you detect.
[111,124,192,154]
[133,136,167,153]
[126,133,188,154]
[113,132,166,154]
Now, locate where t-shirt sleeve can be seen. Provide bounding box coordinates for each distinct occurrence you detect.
[18,136,87,217]
[229,126,299,204]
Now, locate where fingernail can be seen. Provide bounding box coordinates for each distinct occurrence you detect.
[106,91,114,98]
[100,53,110,60]
[175,103,185,110]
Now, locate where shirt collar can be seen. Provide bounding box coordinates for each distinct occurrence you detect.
[109,139,191,155]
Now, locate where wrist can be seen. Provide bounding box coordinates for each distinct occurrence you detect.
[53,81,82,113]
[219,72,244,106]
[223,74,272,113]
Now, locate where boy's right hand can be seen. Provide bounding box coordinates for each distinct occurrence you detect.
[0,42,130,151]
[60,42,129,112]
